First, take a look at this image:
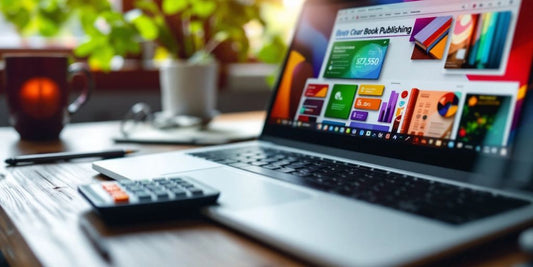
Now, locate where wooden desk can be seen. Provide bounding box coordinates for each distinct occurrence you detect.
[0,111,529,266]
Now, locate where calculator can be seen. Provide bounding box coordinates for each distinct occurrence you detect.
[78,176,220,220]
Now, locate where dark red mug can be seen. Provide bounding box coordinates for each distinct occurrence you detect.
[2,54,93,140]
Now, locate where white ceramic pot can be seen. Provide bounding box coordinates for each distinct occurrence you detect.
[159,60,219,122]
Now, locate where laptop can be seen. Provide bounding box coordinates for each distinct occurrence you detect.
[94,0,533,265]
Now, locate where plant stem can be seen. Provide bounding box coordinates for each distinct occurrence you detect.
[182,11,193,58]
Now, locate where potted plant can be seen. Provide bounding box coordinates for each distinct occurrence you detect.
[114,0,277,121]
[1,0,286,120]
[0,0,284,66]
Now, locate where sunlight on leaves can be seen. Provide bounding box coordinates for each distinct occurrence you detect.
[162,0,188,15]
[132,14,158,40]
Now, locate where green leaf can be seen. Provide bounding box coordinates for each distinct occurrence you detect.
[256,34,287,64]
[74,40,97,57]
[134,0,160,14]
[266,71,278,88]
[155,25,179,56]
[36,16,61,36]
[110,26,141,55]
[132,14,158,40]
[191,0,215,18]
[162,0,188,15]
[188,21,203,35]
[4,9,31,33]
[89,45,114,71]
[78,10,101,36]
[20,0,38,11]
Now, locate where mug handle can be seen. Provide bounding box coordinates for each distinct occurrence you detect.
[67,63,94,115]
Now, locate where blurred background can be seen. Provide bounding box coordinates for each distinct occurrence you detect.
[0,0,304,125]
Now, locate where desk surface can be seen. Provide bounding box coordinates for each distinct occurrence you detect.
[0,111,530,266]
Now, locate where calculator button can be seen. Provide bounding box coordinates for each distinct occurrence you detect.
[188,188,204,195]
[131,189,150,195]
[154,191,169,199]
[111,192,129,203]
[146,185,164,191]
[135,193,152,202]
[163,184,178,189]
[171,189,187,197]
[102,183,120,192]
[118,180,135,186]
[79,176,220,220]
[124,184,143,191]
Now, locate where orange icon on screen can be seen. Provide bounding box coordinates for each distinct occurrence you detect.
[19,77,61,119]
[354,98,382,110]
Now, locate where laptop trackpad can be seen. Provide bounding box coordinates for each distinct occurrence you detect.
[173,168,312,210]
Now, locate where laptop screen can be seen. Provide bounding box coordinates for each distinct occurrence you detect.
[263,0,532,173]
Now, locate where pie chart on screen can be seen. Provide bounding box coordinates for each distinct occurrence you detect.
[437,92,459,117]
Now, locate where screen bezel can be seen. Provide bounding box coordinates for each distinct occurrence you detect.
[260,0,533,173]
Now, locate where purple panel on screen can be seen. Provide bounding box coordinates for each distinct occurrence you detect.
[351,111,368,121]
[301,99,324,116]
[349,122,390,131]
[386,91,399,123]
[378,102,387,122]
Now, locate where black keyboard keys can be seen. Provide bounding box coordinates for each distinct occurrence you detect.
[190,146,531,225]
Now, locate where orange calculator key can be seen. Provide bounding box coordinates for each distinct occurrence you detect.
[111,192,129,203]
[102,183,121,192]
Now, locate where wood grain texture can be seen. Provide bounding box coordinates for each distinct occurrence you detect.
[0,111,529,266]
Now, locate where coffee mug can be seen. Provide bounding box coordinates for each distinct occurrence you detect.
[2,54,93,140]
[159,61,218,124]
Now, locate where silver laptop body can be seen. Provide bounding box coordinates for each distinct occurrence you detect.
[94,0,533,265]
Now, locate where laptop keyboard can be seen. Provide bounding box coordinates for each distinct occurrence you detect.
[189,146,530,225]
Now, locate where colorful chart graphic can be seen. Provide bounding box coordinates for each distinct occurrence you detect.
[400,89,461,139]
[445,11,512,69]
[378,90,400,123]
[324,39,390,80]
[437,92,459,117]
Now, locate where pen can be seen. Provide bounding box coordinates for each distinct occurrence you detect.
[5,149,137,166]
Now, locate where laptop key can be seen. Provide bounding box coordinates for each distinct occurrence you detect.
[262,164,281,170]
[251,161,269,166]
[277,168,295,173]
